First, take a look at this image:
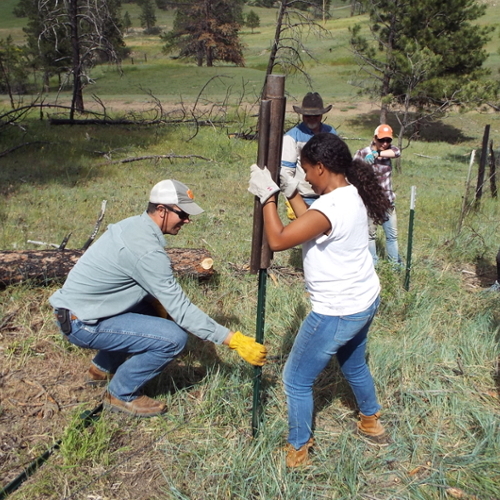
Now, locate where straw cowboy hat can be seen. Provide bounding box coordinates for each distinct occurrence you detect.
[293,92,332,115]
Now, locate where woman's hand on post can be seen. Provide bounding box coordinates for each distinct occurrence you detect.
[248,164,280,204]
[279,172,300,199]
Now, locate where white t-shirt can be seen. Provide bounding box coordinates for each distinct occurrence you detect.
[302,185,380,316]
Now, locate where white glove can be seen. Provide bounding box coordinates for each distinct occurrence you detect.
[279,172,300,198]
[248,164,279,204]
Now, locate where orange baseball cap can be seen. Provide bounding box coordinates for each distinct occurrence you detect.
[374,124,393,139]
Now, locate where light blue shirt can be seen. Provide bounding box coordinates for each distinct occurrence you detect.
[49,212,229,344]
[281,122,337,197]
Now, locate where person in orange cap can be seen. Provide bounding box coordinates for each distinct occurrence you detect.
[354,124,402,266]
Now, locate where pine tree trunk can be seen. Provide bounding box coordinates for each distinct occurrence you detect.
[264,0,287,84]
[69,0,84,118]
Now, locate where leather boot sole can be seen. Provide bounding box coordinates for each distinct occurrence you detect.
[355,427,392,446]
[85,378,110,387]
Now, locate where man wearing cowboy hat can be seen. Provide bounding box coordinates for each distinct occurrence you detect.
[280,92,337,215]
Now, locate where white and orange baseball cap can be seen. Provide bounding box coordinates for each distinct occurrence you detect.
[149,180,204,215]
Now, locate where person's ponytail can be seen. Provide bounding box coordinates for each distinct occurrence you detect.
[346,159,391,225]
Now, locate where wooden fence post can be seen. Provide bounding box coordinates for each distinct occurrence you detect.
[475,124,490,206]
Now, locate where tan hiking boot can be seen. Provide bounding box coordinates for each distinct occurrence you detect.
[86,365,114,387]
[284,438,314,467]
[357,411,390,445]
[103,392,166,417]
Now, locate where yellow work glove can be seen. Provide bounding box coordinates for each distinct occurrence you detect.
[229,331,267,366]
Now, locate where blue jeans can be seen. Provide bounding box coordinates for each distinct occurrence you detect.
[64,311,188,401]
[283,297,381,449]
[369,206,401,265]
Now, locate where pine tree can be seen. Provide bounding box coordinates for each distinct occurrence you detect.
[123,11,132,33]
[139,0,158,34]
[161,0,245,67]
[246,10,260,34]
[350,0,497,131]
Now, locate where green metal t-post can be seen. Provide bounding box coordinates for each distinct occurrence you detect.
[251,268,267,434]
[250,75,286,437]
[404,186,416,291]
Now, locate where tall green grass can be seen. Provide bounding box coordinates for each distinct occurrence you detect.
[1,119,500,499]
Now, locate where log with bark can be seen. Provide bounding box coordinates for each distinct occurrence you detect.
[0,248,215,287]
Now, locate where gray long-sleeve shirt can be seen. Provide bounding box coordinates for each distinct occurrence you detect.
[49,212,229,344]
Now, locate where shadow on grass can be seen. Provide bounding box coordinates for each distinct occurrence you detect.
[474,256,499,288]
[150,335,236,397]
[0,120,167,195]
[444,148,488,163]
[346,111,473,144]
[313,358,358,415]
[151,338,220,396]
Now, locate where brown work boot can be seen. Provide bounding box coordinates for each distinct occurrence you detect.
[284,438,314,467]
[86,365,114,387]
[357,411,390,445]
[103,392,167,417]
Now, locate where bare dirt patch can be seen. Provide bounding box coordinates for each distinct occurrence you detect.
[0,291,211,499]
[0,223,246,497]
[456,261,497,291]
[0,304,104,488]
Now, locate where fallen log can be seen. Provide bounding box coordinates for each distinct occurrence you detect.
[0,248,215,287]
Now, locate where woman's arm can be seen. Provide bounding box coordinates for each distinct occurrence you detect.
[378,149,396,159]
[262,196,331,251]
[287,191,309,218]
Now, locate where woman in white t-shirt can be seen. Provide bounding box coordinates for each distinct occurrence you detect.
[248,133,392,467]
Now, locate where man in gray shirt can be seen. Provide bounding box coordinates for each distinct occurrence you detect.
[50,179,267,417]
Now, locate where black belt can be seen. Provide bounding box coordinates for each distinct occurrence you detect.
[54,308,77,334]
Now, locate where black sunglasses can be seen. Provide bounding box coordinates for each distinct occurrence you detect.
[377,137,392,144]
[164,205,190,220]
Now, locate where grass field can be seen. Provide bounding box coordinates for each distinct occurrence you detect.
[1,1,500,499]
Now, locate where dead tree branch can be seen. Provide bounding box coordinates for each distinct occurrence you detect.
[81,200,107,251]
[0,142,48,158]
[107,154,212,165]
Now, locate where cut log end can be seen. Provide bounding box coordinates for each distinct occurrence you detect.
[201,258,214,270]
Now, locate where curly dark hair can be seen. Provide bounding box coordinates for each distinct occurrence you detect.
[300,133,391,224]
